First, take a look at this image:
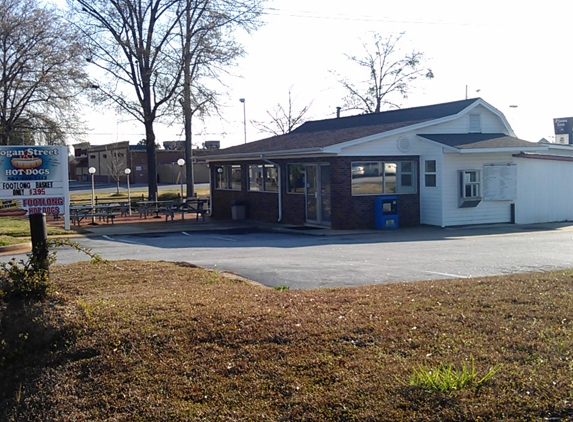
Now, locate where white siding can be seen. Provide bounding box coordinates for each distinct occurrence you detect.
[442,153,515,226]
[515,158,573,224]
[335,104,515,227]
[417,105,508,135]
[415,136,446,226]
[420,156,443,226]
[339,130,422,156]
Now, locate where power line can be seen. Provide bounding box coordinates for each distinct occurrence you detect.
[263,7,503,27]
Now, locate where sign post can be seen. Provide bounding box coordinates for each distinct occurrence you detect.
[0,146,70,230]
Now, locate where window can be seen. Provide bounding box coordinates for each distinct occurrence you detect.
[424,160,437,187]
[264,165,278,192]
[287,164,305,194]
[248,164,278,192]
[469,113,481,133]
[459,170,480,199]
[351,161,417,195]
[215,164,242,190]
[230,165,242,190]
[351,162,383,195]
[398,162,416,194]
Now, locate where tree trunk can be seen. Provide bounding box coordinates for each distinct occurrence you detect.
[183,2,194,198]
[184,111,194,198]
[145,121,158,201]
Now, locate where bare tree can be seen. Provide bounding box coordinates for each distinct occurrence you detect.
[0,0,87,145]
[333,32,434,114]
[252,87,313,136]
[178,0,262,197]
[71,0,187,200]
[105,143,127,194]
[71,0,264,201]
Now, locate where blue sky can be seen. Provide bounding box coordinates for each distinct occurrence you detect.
[85,0,572,147]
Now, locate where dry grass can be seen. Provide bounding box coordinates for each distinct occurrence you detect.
[2,260,573,421]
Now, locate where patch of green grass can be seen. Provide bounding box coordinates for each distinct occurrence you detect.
[0,217,70,241]
[0,235,28,247]
[409,357,501,393]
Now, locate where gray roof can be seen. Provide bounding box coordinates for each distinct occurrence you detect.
[418,133,539,149]
[205,98,532,159]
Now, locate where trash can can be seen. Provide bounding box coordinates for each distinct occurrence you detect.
[231,201,246,220]
[375,196,398,230]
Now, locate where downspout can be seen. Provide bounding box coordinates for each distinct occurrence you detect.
[261,155,282,222]
[208,165,213,215]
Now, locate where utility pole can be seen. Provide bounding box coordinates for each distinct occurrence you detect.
[240,98,246,144]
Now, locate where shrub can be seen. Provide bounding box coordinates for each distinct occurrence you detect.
[0,239,101,300]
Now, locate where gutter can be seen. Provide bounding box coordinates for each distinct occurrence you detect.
[261,155,282,222]
[204,147,324,162]
[208,165,213,215]
[512,152,573,162]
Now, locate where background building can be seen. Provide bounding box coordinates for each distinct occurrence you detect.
[71,141,212,185]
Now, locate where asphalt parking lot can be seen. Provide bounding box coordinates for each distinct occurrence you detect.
[9,220,573,290]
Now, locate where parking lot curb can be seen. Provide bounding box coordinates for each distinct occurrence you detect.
[0,241,32,256]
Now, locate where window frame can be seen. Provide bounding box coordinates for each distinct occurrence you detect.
[459,169,481,200]
[351,160,417,196]
[215,164,242,191]
[247,164,278,193]
[424,160,437,188]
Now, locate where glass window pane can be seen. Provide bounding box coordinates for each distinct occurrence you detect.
[248,165,262,191]
[425,174,436,187]
[385,163,397,175]
[352,161,383,195]
[425,160,436,172]
[215,165,228,189]
[264,165,278,192]
[287,164,305,194]
[230,165,241,190]
[385,177,396,193]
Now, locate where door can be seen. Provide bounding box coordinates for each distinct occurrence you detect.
[305,164,331,226]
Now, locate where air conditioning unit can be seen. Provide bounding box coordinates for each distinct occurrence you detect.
[203,140,220,149]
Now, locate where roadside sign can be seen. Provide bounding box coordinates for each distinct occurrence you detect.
[0,146,70,229]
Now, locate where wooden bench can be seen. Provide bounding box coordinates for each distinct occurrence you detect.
[71,213,117,226]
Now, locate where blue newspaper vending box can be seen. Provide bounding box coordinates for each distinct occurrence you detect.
[375,196,398,230]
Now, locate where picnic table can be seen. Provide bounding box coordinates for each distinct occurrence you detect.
[136,200,175,219]
[69,203,121,226]
[163,198,208,222]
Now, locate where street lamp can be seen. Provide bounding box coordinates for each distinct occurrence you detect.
[88,167,97,225]
[124,168,132,216]
[239,98,246,144]
[177,158,185,201]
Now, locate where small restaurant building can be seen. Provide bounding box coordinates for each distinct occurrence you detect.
[205,98,573,229]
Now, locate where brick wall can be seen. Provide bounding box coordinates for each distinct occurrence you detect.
[209,156,420,229]
[331,156,420,229]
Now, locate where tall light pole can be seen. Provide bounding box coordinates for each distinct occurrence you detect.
[177,158,185,201]
[124,168,132,216]
[239,98,246,144]
[88,167,97,225]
